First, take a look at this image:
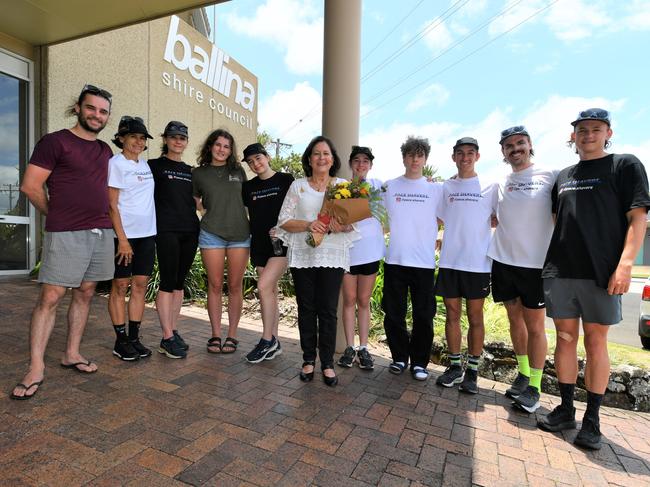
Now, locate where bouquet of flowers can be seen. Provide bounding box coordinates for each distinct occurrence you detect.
[306,178,387,247]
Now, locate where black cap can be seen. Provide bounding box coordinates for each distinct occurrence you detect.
[349,145,375,161]
[242,143,268,161]
[499,125,530,145]
[571,108,611,127]
[453,136,479,151]
[116,116,153,139]
[163,121,188,137]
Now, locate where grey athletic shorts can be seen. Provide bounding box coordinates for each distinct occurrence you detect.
[543,277,622,325]
[38,229,115,287]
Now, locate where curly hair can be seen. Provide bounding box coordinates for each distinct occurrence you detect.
[301,135,341,177]
[197,129,240,170]
[400,136,430,159]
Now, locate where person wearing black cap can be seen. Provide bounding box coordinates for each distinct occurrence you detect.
[241,143,294,363]
[435,137,498,394]
[538,109,650,450]
[107,116,157,361]
[338,145,384,371]
[148,121,199,359]
[488,126,557,413]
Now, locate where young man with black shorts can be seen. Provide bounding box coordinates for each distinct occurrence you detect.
[11,85,114,400]
[435,137,498,394]
[538,108,650,450]
[488,126,557,412]
[382,136,442,381]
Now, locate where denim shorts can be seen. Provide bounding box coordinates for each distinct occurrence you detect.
[198,229,251,249]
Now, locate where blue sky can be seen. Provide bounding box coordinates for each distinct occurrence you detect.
[209,0,650,182]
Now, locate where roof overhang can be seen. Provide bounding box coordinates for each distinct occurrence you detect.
[2,0,229,47]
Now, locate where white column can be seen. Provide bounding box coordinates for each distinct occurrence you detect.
[322,0,362,352]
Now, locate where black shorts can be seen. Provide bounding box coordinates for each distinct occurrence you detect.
[348,260,380,276]
[435,268,490,299]
[491,260,544,309]
[113,236,156,279]
[251,246,287,268]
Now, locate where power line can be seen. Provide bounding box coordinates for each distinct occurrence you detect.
[363,0,526,106]
[362,0,561,119]
[361,0,472,83]
[361,0,427,63]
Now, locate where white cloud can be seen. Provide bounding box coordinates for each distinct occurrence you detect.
[422,20,454,53]
[406,83,450,112]
[258,82,322,147]
[489,1,545,38]
[222,0,323,75]
[360,95,650,184]
[544,0,611,41]
[621,0,650,30]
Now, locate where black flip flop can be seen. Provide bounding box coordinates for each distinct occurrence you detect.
[10,380,43,400]
[60,360,97,374]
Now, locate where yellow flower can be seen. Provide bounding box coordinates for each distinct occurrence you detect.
[340,188,352,198]
[334,194,342,199]
[340,181,350,187]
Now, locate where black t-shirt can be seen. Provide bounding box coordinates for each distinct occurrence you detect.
[542,154,650,288]
[148,156,200,233]
[242,172,294,257]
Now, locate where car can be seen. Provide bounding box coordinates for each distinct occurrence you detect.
[638,277,650,350]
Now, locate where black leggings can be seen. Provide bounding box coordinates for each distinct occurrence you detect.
[156,232,199,292]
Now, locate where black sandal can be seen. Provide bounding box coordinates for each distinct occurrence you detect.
[221,337,239,354]
[300,361,315,382]
[207,337,222,353]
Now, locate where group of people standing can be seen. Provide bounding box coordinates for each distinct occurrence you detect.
[9,83,648,453]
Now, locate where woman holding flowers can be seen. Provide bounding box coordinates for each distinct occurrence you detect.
[338,146,384,371]
[276,136,358,386]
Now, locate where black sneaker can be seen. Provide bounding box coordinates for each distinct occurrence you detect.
[130,338,152,358]
[505,372,530,398]
[574,416,602,450]
[512,385,541,413]
[158,335,187,359]
[264,339,282,360]
[436,365,464,387]
[173,330,189,351]
[246,337,278,364]
[337,346,356,368]
[537,405,577,432]
[357,348,374,370]
[113,338,140,361]
[459,368,479,394]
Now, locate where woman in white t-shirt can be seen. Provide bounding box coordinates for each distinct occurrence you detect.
[276,136,358,387]
[107,116,156,362]
[337,146,384,371]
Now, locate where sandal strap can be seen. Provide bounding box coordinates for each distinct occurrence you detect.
[223,337,239,345]
[302,361,315,367]
[207,337,222,345]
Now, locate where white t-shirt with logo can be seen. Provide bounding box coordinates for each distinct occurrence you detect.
[108,153,156,238]
[438,176,498,273]
[350,178,385,266]
[384,176,442,269]
[488,166,558,269]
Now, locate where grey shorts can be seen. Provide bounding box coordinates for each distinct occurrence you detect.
[38,229,115,287]
[543,278,622,325]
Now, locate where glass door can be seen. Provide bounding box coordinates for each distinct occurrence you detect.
[0,49,33,274]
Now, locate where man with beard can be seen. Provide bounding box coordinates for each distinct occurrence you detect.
[488,126,557,412]
[11,85,114,400]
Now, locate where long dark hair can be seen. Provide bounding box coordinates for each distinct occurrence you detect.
[197,129,240,171]
[301,135,341,177]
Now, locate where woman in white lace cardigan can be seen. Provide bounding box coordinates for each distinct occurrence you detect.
[276,136,359,387]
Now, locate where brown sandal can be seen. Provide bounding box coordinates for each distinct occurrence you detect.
[207,337,222,353]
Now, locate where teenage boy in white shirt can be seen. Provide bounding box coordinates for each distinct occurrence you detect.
[435,137,498,394]
[382,136,443,381]
[488,126,557,412]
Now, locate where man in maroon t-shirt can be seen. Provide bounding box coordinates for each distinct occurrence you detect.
[11,85,114,400]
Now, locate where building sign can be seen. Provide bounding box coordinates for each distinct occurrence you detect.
[162,15,256,130]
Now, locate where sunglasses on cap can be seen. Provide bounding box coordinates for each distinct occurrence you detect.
[499,125,529,144]
[350,145,375,161]
[166,123,188,134]
[80,84,112,102]
[120,115,144,124]
[572,108,611,126]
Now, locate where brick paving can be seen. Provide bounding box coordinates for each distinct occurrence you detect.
[1,277,649,486]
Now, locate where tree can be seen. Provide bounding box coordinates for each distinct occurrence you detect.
[257,131,304,178]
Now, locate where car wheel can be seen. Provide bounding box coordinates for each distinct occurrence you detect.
[642,336,650,350]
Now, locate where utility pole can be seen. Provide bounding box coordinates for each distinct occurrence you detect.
[269,138,292,159]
